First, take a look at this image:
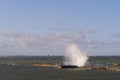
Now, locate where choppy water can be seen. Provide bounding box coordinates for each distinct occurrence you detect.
[0,56,120,80]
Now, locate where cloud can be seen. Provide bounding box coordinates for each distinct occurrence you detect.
[1,29,120,56]
[110,33,120,38]
[0,31,19,37]
[0,30,93,56]
[87,39,120,55]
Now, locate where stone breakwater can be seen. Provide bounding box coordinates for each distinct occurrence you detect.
[81,66,120,71]
[31,63,61,68]
[31,63,120,71]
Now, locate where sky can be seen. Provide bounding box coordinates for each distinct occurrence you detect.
[0,0,120,56]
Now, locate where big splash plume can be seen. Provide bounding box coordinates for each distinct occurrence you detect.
[64,44,88,67]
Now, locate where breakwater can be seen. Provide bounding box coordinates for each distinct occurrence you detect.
[31,63,120,71]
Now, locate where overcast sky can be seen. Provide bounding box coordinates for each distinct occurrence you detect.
[0,0,120,56]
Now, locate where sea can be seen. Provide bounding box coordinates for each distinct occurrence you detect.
[0,56,119,80]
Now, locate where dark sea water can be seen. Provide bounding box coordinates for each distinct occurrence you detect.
[0,56,120,80]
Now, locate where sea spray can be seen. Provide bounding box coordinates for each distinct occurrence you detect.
[64,43,88,67]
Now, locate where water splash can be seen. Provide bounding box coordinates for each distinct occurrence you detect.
[64,43,88,67]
